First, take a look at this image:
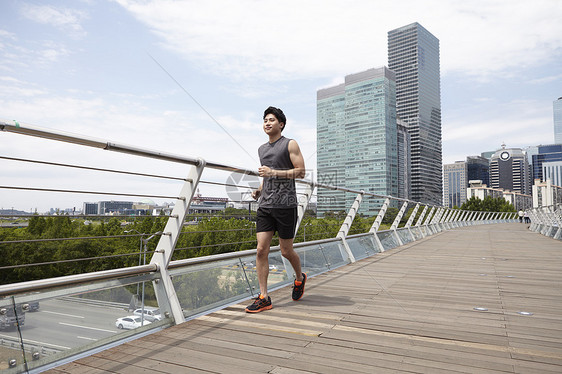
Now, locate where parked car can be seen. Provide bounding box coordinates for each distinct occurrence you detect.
[0,304,25,330]
[27,301,40,312]
[133,308,162,322]
[115,316,151,330]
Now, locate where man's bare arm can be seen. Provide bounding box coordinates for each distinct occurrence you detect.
[258,140,305,179]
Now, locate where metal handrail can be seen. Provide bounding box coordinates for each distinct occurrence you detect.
[1,119,432,207]
[0,264,158,297]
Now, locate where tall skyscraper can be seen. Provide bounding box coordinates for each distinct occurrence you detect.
[554,97,562,144]
[532,144,562,182]
[317,67,398,216]
[443,161,467,208]
[489,146,531,195]
[388,23,442,205]
[396,118,411,200]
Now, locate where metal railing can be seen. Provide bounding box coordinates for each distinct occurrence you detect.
[527,204,562,240]
[0,119,517,373]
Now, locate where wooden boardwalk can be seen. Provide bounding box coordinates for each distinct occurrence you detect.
[49,223,562,373]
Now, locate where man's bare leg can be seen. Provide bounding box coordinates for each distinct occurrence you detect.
[256,231,273,298]
[279,237,303,282]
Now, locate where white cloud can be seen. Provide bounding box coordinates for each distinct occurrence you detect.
[115,0,562,82]
[20,4,87,36]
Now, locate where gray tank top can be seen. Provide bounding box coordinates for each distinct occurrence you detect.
[258,136,298,208]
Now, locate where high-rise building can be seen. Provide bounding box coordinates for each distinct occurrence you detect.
[388,22,442,205]
[542,161,562,187]
[397,118,411,200]
[467,156,490,186]
[489,146,531,195]
[532,179,562,208]
[317,67,398,216]
[83,202,99,215]
[532,144,562,182]
[554,97,562,144]
[443,161,467,208]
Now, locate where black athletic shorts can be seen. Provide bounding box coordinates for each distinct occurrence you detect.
[256,207,298,239]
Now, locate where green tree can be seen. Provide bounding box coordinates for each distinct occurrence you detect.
[460,196,515,212]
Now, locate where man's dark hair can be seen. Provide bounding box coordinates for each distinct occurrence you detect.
[264,106,286,131]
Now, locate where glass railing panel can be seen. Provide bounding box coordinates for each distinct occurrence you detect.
[1,272,170,373]
[299,244,331,275]
[346,235,379,261]
[396,228,413,244]
[410,226,423,241]
[0,298,25,372]
[377,231,399,251]
[265,252,291,290]
[318,241,348,270]
[169,257,254,319]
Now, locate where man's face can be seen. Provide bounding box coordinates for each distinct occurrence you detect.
[263,113,284,135]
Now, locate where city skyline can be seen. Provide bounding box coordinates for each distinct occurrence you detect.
[1,1,561,212]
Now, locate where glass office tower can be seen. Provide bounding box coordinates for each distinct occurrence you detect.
[554,97,562,144]
[317,67,398,216]
[388,23,442,205]
[532,144,562,182]
[443,161,467,208]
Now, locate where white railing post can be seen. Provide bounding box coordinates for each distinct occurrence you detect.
[528,208,541,231]
[540,207,553,235]
[335,193,363,263]
[476,211,484,224]
[423,206,436,225]
[457,210,466,226]
[468,211,478,224]
[415,205,430,238]
[405,203,420,240]
[369,198,390,252]
[449,209,461,228]
[150,159,206,325]
[431,208,444,232]
[423,206,437,235]
[445,209,456,229]
[415,205,428,227]
[430,207,441,224]
[294,183,314,237]
[438,208,449,230]
[553,205,562,239]
[431,207,445,224]
[390,201,409,246]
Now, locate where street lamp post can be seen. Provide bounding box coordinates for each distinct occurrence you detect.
[124,229,163,325]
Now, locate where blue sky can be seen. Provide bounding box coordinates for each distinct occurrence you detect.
[1,0,561,212]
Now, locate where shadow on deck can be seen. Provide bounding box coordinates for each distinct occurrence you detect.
[48,223,562,373]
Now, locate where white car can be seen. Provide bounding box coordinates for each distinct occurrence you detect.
[115,316,152,330]
[133,308,162,322]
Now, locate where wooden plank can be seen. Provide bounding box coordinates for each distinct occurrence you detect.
[45,224,562,374]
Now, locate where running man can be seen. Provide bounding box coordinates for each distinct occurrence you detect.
[245,106,307,313]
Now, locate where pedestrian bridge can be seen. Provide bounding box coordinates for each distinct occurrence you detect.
[40,223,560,374]
[1,120,561,373]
